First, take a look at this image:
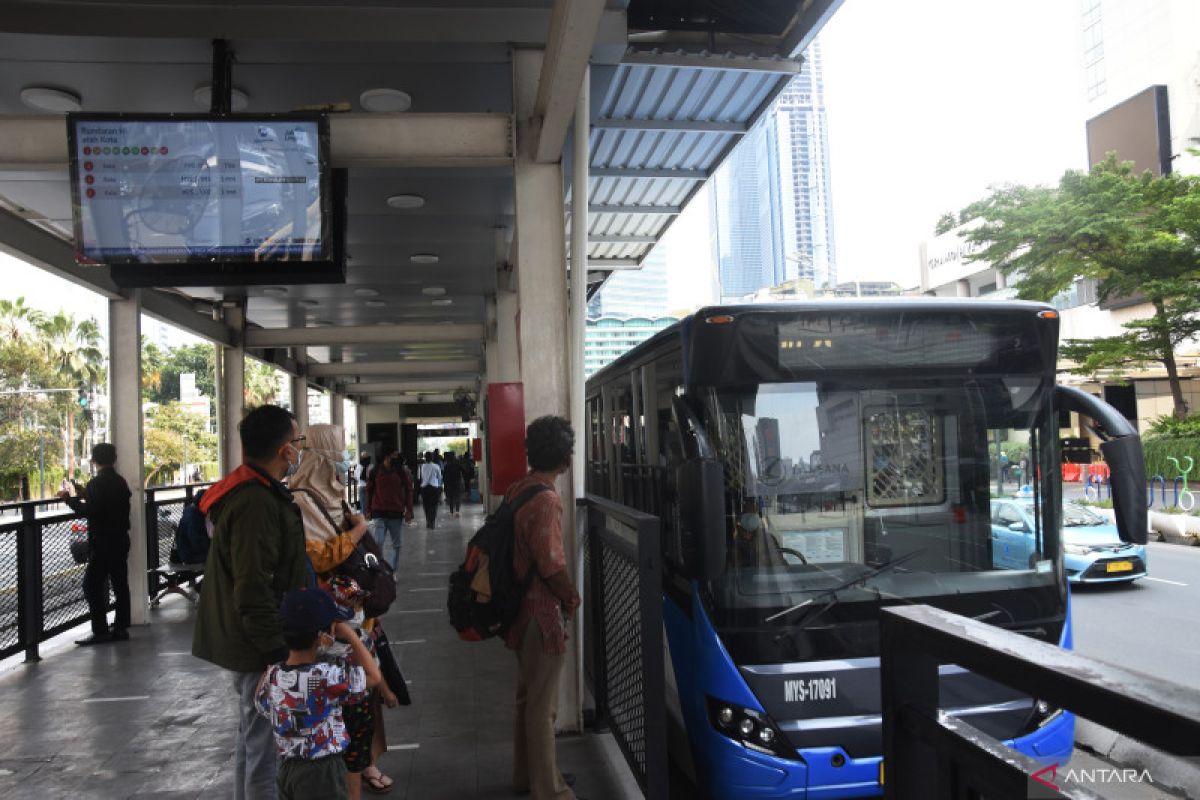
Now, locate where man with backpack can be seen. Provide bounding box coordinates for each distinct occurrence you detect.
[505,416,581,800]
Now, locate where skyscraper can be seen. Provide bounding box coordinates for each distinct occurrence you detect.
[712,40,837,300]
[588,243,670,318]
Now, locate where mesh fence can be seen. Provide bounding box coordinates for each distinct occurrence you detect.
[0,520,20,656]
[600,532,648,778]
[40,514,91,635]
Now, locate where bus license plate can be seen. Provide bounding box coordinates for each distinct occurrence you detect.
[1106,561,1133,573]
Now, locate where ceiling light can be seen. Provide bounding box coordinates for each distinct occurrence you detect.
[20,85,82,113]
[386,194,426,210]
[193,84,250,111]
[360,88,412,113]
[410,253,439,264]
[422,286,447,297]
[353,288,379,297]
[432,298,454,307]
[296,299,319,308]
[365,299,386,308]
[262,286,288,297]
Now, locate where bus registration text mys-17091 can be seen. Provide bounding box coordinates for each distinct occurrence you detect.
[784,676,838,703]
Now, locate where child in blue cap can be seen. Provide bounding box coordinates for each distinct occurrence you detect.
[255,588,383,800]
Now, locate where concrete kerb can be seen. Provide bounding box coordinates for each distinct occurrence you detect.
[1075,718,1200,798]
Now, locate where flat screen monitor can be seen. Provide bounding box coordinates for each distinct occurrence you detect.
[67,114,343,285]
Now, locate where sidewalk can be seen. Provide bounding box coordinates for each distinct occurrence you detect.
[0,503,638,799]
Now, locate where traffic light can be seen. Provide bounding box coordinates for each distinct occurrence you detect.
[77,388,88,408]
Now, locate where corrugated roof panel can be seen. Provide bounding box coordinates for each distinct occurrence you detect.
[587,242,650,260]
[590,176,694,207]
[600,63,782,124]
[591,128,734,171]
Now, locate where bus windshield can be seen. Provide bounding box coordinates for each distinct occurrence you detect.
[700,376,1062,620]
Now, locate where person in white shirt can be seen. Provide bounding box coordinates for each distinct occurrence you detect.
[418,452,443,529]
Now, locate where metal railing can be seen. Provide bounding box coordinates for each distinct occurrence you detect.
[880,604,1200,799]
[0,482,213,662]
[582,493,668,799]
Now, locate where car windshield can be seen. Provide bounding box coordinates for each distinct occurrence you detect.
[700,376,1062,616]
[1062,502,1105,526]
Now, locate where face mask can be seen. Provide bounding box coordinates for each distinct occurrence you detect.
[739,512,761,532]
[349,609,365,626]
[284,446,303,478]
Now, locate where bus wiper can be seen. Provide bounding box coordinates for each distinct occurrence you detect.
[763,549,926,625]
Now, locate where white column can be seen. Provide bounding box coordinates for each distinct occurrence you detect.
[291,345,309,431]
[515,46,578,733]
[331,392,345,429]
[219,300,245,474]
[571,66,589,498]
[108,292,149,625]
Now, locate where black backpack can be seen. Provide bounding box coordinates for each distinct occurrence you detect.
[447,485,550,641]
[171,490,211,566]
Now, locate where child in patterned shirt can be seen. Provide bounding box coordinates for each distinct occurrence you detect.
[256,588,382,800]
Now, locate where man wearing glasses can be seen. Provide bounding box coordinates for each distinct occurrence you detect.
[193,405,312,800]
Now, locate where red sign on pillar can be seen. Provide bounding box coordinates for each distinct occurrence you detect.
[486,382,526,496]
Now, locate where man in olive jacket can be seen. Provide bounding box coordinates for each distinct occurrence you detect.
[192,405,310,800]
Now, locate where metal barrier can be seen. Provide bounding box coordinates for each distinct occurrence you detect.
[0,498,93,661]
[583,493,668,799]
[880,604,1200,799]
[0,482,212,662]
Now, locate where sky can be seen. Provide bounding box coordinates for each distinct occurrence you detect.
[819,0,1089,288]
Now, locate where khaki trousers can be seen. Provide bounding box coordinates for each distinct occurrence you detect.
[513,621,574,800]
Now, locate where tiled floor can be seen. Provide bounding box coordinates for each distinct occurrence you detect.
[0,502,640,799]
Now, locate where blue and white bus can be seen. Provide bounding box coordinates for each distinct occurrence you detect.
[584,301,1146,799]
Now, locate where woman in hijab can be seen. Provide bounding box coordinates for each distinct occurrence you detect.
[289,423,370,574]
[289,423,399,795]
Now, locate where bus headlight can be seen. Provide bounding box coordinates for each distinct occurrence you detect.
[706,697,796,759]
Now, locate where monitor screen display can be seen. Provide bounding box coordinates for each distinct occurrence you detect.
[68,115,331,265]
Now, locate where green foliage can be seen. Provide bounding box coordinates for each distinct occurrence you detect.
[245,358,283,408]
[934,213,957,235]
[143,401,218,488]
[1146,414,1200,438]
[1142,435,1200,481]
[961,154,1200,417]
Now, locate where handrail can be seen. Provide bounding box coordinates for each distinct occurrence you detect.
[881,604,1200,798]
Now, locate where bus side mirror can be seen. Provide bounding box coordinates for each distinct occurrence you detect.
[677,458,727,581]
[1056,385,1147,544]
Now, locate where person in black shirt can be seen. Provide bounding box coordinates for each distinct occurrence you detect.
[59,442,132,645]
[442,452,464,517]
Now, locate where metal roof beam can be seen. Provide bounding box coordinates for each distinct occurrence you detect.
[584,204,680,215]
[589,167,709,180]
[594,118,748,134]
[0,114,514,170]
[309,359,482,378]
[245,323,483,348]
[0,4,626,45]
[345,377,478,394]
[586,259,642,270]
[622,50,802,74]
[781,0,846,58]
[531,0,610,163]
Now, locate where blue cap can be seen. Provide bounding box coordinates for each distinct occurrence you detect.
[279,588,338,633]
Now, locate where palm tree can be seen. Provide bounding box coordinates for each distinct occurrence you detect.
[38,312,105,475]
[0,297,45,341]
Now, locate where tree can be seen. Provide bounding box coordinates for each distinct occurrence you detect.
[934,212,958,235]
[962,154,1200,418]
[37,312,105,475]
[143,402,217,487]
[245,358,282,408]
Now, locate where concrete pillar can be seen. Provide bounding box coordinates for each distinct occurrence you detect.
[570,66,589,499]
[219,299,245,474]
[331,392,345,429]
[108,292,149,625]
[291,345,309,431]
[514,46,577,732]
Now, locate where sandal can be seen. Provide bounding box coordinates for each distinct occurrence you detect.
[362,767,393,793]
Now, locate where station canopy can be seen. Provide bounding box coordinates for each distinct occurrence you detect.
[0,0,840,411]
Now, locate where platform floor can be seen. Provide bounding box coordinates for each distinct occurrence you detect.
[0,502,638,799]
